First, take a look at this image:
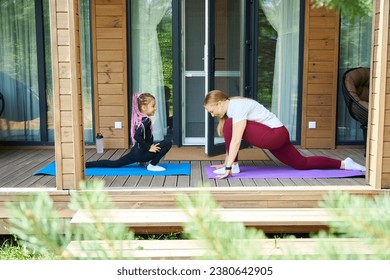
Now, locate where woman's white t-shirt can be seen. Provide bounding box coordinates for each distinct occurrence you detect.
[226,98,283,128]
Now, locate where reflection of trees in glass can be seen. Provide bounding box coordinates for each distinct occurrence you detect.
[312,0,372,22]
[256,8,276,110]
[80,0,93,136]
[43,0,52,95]
[339,16,372,69]
[157,8,173,116]
[1,1,38,92]
[337,15,372,143]
[0,0,40,141]
[43,0,54,133]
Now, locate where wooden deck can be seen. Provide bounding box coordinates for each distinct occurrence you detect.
[0,147,367,188]
[1,147,385,236]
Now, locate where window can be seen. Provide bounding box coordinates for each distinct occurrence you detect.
[0,0,94,144]
[337,15,372,144]
[0,0,41,142]
[130,0,172,141]
[257,0,302,142]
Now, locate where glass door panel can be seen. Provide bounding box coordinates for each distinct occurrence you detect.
[0,1,40,142]
[182,0,206,145]
[256,1,301,142]
[182,0,244,151]
[205,0,244,155]
[337,15,372,144]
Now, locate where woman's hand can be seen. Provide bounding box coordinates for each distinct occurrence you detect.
[211,163,225,169]
[216,169,232,179]
[149,143,161,153]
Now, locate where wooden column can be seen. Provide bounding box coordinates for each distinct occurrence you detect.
[92,0,129,149]
[301,1,340,149]
[50,0,85,190]
[367,0,390,189]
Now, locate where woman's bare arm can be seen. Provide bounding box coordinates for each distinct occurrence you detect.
[216,119,246,179]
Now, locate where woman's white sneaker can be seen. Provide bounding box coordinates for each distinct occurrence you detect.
[343,157,366,172]
[213,164,240,174]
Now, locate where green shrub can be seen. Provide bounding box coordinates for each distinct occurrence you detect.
[4,180,390,260]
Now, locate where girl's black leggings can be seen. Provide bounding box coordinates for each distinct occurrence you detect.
[86,139,172,168]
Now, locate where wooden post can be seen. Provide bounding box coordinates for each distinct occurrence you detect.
[49,0,85,190]
[367,0,390,189]
[301,1,340,149]
[91,0,129,149]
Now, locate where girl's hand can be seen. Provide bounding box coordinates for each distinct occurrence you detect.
[216,170,232,179]
[211,163,225,169]
[149,143,161,153]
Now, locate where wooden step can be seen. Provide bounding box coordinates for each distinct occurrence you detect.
[70,208,338,234]
[64,238,375,259]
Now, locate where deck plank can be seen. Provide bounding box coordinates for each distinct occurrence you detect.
[0,149,54,188]
[70,207,341,234]
[64,238,377,259]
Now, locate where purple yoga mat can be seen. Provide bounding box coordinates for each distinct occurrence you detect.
[205,165,365,179]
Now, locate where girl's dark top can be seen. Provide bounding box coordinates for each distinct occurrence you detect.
[133,117,153,152]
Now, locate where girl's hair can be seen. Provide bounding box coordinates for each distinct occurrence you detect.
[204,90,229,137]
[131,92,155,145]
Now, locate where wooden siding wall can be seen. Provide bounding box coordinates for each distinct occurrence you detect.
[368,0,390,189]
[50,0,85,190]
[301,2,339,149]
[91,0,129,149]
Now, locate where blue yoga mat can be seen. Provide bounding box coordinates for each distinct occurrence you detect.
[33,162,191,176]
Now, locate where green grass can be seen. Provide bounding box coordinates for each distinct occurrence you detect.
[0,233,185,260]
[135,232,186,240]
[0,235,50,260]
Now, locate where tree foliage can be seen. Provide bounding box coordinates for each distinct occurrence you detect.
[4,180,390,260]
[5,180,133,260]
[177,189,390,260]
[312,0,373,21]
[176,188,267,260]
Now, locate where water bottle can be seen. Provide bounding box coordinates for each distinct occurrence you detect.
[96,132,104,153]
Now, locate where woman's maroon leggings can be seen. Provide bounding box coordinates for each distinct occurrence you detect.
[223,118,341,170]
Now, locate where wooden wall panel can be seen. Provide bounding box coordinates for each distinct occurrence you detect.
[367,0,390,189]
[301,1,339,149]
[92,0,128,149]
[50,0,85,190]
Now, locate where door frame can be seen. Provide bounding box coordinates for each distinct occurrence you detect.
[174,0,306,150]
[173,0,254,152]
[205,0,253,155]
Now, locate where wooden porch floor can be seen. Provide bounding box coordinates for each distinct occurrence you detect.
[0,147,367,188]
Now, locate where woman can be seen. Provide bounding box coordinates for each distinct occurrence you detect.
[203,90,365,179]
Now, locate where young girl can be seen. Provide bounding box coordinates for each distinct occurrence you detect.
[86,93,172,171]
[203,90,366,179]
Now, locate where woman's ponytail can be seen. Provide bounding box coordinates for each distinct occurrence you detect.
[217,115,227,137]
[204,90,229,137]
